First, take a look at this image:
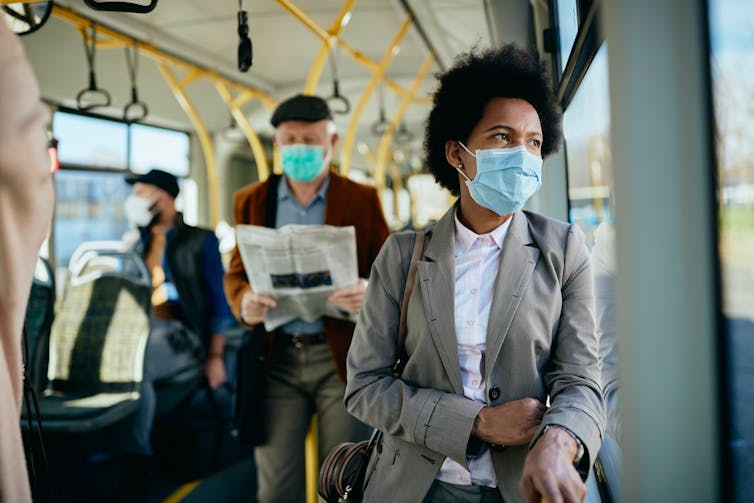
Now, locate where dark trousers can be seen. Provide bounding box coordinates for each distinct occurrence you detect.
[423,480,504,503]
[254,339,369,503]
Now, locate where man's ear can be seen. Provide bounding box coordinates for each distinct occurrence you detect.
[330,131,340,149]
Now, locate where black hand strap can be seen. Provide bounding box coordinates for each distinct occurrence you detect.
[83,0,158,14]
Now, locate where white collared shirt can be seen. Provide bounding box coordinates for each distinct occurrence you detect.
[436,209,512,487]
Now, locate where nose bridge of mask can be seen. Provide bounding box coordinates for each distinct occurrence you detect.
[476,144,529,161]
[283,143,324,156]
[477,145,542,179]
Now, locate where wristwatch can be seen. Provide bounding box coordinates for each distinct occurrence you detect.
[542,425,585,466]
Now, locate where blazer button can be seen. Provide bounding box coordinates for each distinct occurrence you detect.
[488,387,500,401]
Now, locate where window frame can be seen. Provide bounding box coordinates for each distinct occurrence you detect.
[53,105,192,176]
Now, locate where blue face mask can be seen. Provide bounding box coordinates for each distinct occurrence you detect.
[457,142,543,216]
[280,144,326,182]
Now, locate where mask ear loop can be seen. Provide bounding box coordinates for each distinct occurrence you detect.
[455,141,475,181]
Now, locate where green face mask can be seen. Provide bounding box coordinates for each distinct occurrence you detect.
[280,144,325,182]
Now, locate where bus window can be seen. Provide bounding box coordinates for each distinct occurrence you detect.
[129,123,190,177]
[53,110,128,170]
[556,0,579,74]
[709,0,754,499]
[53,169,131,277]
[562,44,612,246]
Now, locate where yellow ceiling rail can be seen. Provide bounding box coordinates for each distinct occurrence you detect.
[340,16,411,176]
[157,62,220,227]
[303,0,356,95]
[51,4,276,107]
[215,81,271,182]
[179,69,204,89]
[276,0,426,105]
[93,39,126,50]
[231,90,255,109]
[374,54,434,189]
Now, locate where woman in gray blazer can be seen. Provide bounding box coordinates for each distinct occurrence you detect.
[345,44,605,503]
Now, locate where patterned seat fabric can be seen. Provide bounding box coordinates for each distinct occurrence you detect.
[48,274,151,395]
[25,249,153,433]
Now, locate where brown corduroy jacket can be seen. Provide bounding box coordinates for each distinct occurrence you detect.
[224,171,390,381]
[0,22,54,503]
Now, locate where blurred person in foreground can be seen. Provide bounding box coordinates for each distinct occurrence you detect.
[224,94,390,503]
[0,19,54,503]
[345,45,605,503]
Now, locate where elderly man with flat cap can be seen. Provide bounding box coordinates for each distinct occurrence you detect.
[224,94,390,502]
[119,168,236,498]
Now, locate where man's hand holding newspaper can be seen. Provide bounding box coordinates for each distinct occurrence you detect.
[236,224,364,331]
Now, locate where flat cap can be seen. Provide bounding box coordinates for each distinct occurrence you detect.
[270,94,333,127]
[125,169,180,199]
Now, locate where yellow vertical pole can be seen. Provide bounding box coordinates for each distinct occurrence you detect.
[305,46,332,95]
[374,55,434,189]
[156,62,220,227]
[305,415,318,503]
[340,16,411,176]
[214,82,271,181]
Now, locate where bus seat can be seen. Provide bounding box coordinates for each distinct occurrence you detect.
[23,256,55,392]
[28,252,151,434]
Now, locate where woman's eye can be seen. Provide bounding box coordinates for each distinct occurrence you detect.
[493,133,510,142]
[529,139,541,148]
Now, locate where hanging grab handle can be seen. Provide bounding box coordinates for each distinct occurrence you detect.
[326,48,351,114]
[123,42,149,123]
[76,24,111,111]
[371,83,389,136]
[83,0,158,14]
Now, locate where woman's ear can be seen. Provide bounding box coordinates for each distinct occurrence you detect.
[445,140,463,169]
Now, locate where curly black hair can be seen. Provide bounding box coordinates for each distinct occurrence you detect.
[424,44,562,195]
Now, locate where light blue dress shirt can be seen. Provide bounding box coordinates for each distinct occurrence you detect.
[276,175,330,335]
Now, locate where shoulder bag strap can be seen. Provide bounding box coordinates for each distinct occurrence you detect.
[392,231,425,377]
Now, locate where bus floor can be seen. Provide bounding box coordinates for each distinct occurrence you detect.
[25,423,256,502]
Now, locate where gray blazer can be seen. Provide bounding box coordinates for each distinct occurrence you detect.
[345,206,605,503]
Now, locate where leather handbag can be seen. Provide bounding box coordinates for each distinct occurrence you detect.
[318,231,425,503]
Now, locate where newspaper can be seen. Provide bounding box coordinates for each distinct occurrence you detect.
[235,224,359,331]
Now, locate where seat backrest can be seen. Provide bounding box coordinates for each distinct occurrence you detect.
[47,251,151,395]
[24,257,55,391]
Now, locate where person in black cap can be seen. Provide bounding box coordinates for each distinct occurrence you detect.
[119,168,235,497]
[224,94,391,503]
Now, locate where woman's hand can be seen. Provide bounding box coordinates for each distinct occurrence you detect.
[520,427,585,503]
[471,397,546,445]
